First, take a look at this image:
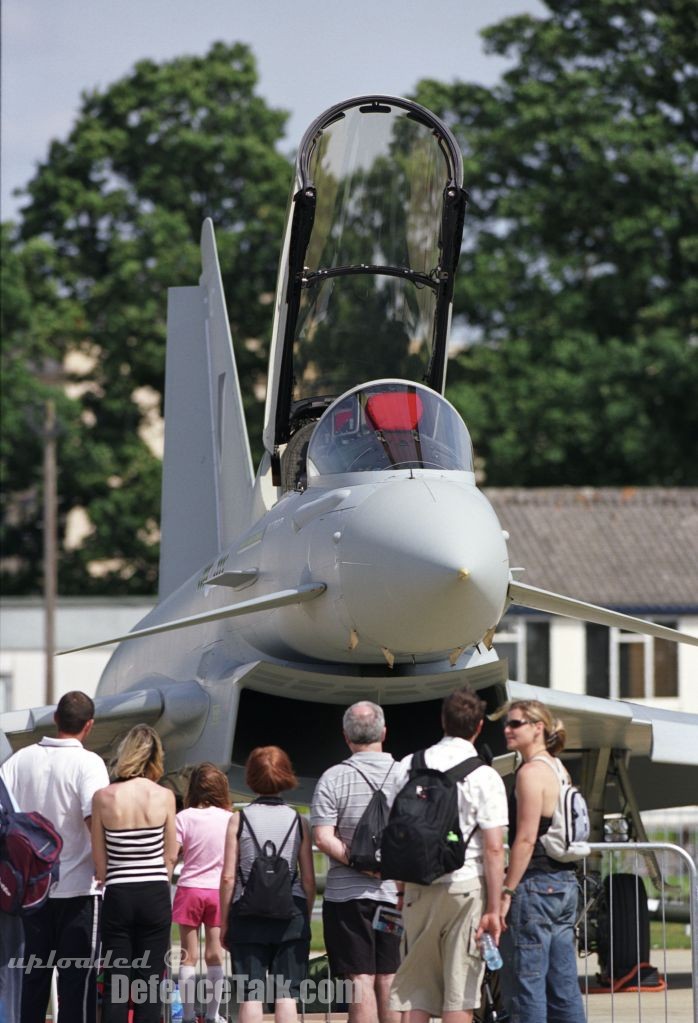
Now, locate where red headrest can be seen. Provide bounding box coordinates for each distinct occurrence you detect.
[365,391,423,431]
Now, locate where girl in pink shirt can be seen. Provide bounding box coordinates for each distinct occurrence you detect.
[173,763,233,1023]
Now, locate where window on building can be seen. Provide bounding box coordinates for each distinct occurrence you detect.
[526,621,550,688]
[586,624,610,698]
[602,624,679,700]
[493,618,550,686]
[0,672,11,714]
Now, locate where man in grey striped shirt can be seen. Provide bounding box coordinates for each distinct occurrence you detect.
[311,701,401,1023]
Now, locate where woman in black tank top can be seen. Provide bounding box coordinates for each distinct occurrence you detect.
[496,700,585,1023]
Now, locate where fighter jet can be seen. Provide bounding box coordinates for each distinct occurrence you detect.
[3,96,697,826]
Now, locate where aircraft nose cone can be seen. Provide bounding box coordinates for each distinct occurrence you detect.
[337,479,509,655]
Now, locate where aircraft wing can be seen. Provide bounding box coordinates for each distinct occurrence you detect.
[508,580,698,646]
[58,584,326,654]
[0,668,236,772]
[0,683,203,758]
[2,657,696,810]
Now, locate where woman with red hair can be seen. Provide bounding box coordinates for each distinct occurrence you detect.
[220,746,316,1023]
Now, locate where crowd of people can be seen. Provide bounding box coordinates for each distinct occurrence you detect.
[0,686,586,1023]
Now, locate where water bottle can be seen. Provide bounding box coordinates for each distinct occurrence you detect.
[170,984,184,1022]
[479,932,503,971]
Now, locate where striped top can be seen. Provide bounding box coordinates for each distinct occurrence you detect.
[104,824,168,885]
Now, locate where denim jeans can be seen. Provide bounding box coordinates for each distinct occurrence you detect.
[0,911,24,1023]
[509,869,586,1023]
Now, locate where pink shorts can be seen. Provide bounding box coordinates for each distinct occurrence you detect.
[172,886,221,928]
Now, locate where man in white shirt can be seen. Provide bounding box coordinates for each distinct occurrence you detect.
[0,691,109,1023]
[388,685,508,1023]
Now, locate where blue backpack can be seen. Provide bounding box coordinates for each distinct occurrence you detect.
[0,776,63,916]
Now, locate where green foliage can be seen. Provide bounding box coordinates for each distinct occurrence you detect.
[650,922,692,950]
[417,0,698,483]
[2,43,290,594]
[4,7,696,599]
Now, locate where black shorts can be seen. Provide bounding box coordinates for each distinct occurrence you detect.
[322,898,401,977]
[230,936,310,1001]
[229,896,310,1001]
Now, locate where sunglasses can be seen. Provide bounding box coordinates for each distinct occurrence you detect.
[503,718,530,730]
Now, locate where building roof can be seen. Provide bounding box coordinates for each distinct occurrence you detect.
[484,488,698,612]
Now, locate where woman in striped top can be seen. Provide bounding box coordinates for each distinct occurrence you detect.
[92,724,177,1023]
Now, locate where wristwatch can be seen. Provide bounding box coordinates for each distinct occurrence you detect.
[502,885,516,897]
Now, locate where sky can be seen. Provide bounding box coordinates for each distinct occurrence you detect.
[1,0,545,221]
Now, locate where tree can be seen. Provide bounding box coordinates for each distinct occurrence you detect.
[416,0,698,484]
[1,43,291,594]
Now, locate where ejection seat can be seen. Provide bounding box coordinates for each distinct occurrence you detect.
[280,420,318,492]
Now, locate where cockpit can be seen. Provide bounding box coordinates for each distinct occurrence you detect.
[306,381,474,481]
[263,95,468,483]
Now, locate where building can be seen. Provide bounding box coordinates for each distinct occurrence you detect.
[0,597,154,711]
[487,487,698,714]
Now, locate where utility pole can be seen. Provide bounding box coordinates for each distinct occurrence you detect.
[43,397,58,707]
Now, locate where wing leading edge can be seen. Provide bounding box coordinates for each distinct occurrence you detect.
[58,584,327,654]
[509,580,698,646]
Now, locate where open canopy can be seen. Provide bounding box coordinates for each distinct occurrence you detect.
[264,96,467,460]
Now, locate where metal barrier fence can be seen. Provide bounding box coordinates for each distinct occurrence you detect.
[578,841,697,1023]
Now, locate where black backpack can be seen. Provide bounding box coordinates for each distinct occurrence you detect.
[343,761,394,873]
[233,808,302,919]
[380,750,485,885]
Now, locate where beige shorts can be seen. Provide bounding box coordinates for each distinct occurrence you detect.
[389,879,485,1016]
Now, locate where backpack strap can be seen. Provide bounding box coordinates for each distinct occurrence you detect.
[0,777,11,838]
[236,810,258,889]
[343,760,395,792]
[276,813,302,858]
[445,756,485,782]
[338,761,394,836]
[409,752,484,781]
[0,776,11,815]
[342,760,379,792]
[530,755,567,785]
[269,811,302,885]
[237,809,263,855]
[237,807,301,888]
[446,757,486,853]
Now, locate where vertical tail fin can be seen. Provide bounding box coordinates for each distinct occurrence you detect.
[158,219,255,600]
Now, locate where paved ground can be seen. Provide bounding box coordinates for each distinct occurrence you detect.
[261,949,696,1022]
[41,950,694,1021]
[579,948,695,1023]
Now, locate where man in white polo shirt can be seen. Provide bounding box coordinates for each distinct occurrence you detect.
[388,685,508,1023]
[1,691,109,1023]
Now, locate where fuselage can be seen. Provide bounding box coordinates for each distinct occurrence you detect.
[98,381,510,696]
